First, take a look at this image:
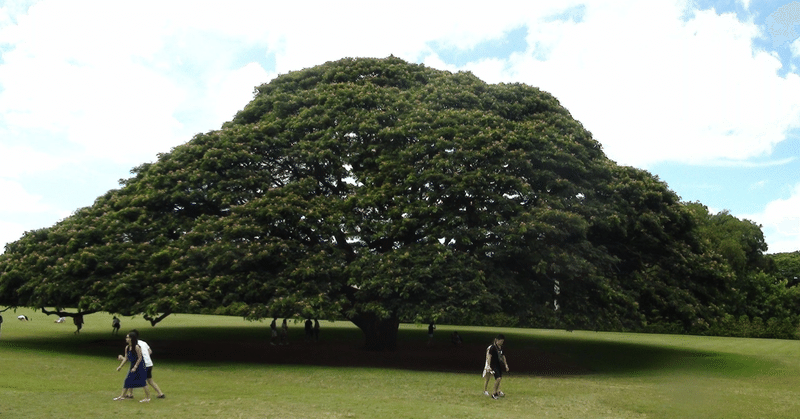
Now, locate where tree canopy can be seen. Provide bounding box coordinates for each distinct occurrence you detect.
[770,251,800,287]
[1,57,797,348]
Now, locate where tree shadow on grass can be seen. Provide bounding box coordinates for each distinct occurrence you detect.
[525,332,777,378]
[4,327,766,378]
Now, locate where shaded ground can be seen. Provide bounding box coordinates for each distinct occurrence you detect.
[93,337,590,376]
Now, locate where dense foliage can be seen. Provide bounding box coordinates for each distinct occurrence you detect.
[1,57,797,347]
[770,251,800,287]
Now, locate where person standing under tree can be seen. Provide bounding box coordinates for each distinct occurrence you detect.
[304,319,313,341]
[280,318,289,345]
[270,318,278,345]
[482,334,509,399]
[73,314,84,334]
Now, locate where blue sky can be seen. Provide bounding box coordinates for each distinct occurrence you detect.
[0,0,798,254]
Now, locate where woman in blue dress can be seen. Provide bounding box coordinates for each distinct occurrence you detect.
[113,332,150,402]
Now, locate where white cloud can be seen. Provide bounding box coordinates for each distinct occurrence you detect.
[745,183,800,254]
[457,3,800,168]
[0,0,567,168]
[749,180,768,190]
[209,62,272,125]
[0,219,27,253]
[421,54,459,74]
[791,36,800,58]
[4,1,798,169]
[740,0,751,11]
[0,142,67,177]
[457,57,510,85]
[702,157,797,168]
[197,0,549,75]
[0,178,49,213]
[0,1,190,164]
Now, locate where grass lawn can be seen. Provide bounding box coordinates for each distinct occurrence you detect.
[1,309,799,418]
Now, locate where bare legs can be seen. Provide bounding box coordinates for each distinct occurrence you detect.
[147,378,164,397]
[121,385,151,402]
[483,374,503,398]
[493,377,503,395]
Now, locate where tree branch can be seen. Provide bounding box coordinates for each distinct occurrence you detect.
[40,308,98,317]
[143,312,171,326]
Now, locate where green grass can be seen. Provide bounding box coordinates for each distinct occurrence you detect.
[2,309,800,418]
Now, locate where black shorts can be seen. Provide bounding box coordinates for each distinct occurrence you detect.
[491,365,503,378]
[146,366,153,379]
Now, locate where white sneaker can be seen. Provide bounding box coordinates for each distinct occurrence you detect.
[483,391,490,396]
[498,391,505,397]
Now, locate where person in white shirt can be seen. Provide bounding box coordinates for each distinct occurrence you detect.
[122,330,166,399]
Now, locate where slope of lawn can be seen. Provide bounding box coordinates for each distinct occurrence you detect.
[1,309,799,418]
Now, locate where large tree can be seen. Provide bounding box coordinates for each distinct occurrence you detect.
[0,56,747,347]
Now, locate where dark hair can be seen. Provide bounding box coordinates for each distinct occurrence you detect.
[127,333,139,352]
[129,329,139,339]
[496,334,505,341]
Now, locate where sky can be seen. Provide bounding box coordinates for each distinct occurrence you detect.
[0,0,798,254]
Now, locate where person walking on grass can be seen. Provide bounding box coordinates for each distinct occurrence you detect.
[111,316,121,336]
[114,332,149,402]
[122,330,165,399]
[482,334,509,399]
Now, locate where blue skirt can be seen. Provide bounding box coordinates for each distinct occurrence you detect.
[124,367,147,388]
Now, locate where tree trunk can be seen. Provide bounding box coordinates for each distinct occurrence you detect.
[349,312,400,351]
